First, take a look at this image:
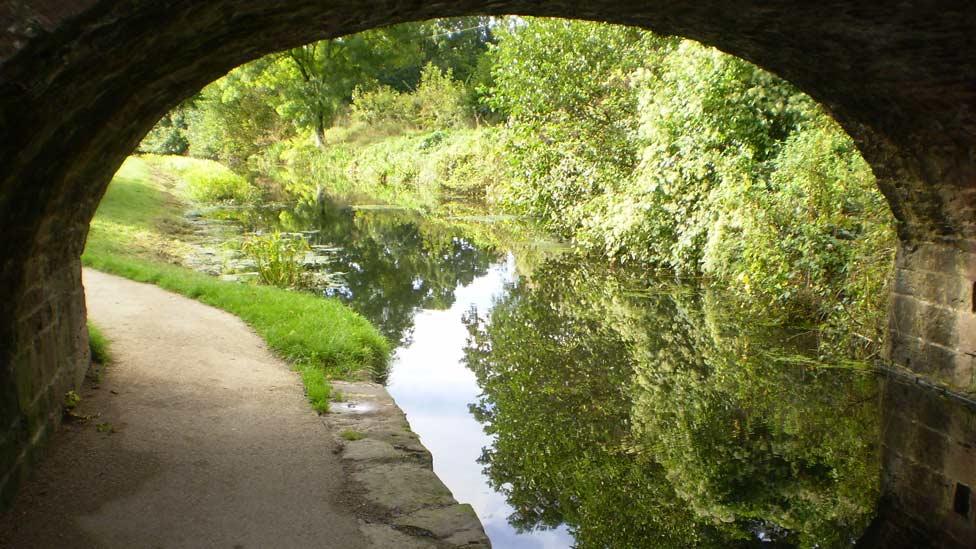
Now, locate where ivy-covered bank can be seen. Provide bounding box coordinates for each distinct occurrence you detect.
[141,17,896,359]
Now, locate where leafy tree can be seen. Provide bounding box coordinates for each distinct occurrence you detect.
[486,18,670,234]
[184,57,288,169]
[138,106,191,155]
[263,30,421,146]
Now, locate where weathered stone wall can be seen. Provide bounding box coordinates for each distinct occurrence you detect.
[890,242,976,393]
[861,378,976,548]
[0,0,974,510]
[0,258,89,505]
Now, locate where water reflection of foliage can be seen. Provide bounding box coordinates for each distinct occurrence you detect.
[463,259,880,548]
[267,197,501,345]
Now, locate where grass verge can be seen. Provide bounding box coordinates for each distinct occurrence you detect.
[83,156,390,412]
[87,322,111,365]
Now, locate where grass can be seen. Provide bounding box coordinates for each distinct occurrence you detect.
[87,322,111,364]
[142,154,257,203]
[84,157,191,262]
[82,155,390,412]
[339,429,366,441]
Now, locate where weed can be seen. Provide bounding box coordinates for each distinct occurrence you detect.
[298,365,331,413]
[240,232,311,289]
[64,390,81,410]
[340,430,366,441]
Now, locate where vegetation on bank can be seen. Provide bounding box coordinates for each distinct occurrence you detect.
[140,17,897,359]
[83,156,390,412]
[87,322,111,365]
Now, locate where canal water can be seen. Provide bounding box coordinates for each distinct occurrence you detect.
[224,197,889,548]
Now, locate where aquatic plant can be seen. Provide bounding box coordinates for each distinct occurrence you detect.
[240,231,312,289]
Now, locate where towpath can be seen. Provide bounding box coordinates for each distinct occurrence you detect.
[0,269,368,548]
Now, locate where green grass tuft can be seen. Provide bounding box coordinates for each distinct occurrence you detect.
[87,322,111,364]
[339,429,366,441]
[299,365,332,413]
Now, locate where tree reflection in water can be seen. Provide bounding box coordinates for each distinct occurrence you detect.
[463,258,881,548]
[242,197,502,347]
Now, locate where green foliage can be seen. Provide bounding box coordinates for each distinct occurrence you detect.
[486,18,669,234]
[350,84,413,126]
[164,17,897,355]
[579,41,809,272]
[185,58,289,169]
[84,156,392,395]
[240,231,311,289]
[351,63,470,131]
[412,63,469,129]
[485,23,895,351]
[139,107,190,155]
[700,114,896,347]
[180,18,491,158]
[464,259,881,547]
[87,322,111,365]
[266,127,504,209]
[144,154,257,204]
[63,390,82,410]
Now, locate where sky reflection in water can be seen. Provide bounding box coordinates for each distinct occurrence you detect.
[387,256,574,548]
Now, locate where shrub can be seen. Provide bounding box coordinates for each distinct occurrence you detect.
[351,85,414,126]
[143,155,257,204]
[413,63,469,130]
[350,63,469,131]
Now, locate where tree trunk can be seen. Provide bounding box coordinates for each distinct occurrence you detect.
[313,111,326,149]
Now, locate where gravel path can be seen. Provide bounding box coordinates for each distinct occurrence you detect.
[0,269,368,548]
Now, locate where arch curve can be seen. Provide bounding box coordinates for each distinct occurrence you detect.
[1,0,975,507]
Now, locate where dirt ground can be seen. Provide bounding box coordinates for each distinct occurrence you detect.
[0,269,368,548]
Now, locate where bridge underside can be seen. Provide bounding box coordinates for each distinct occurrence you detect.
[0,1,974,540]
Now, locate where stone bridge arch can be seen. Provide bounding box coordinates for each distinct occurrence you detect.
[1,0,975,510]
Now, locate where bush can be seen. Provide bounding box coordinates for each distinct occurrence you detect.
[139,109,190,155]
[351,85,414,126]
[486,24,896,354]
[143,155,258,204]
[350,63,469,131]
[413,63,469,130]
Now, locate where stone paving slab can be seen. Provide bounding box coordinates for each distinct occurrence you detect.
[328,381,491,548]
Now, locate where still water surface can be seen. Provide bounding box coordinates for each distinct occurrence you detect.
[233,198,885,548]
